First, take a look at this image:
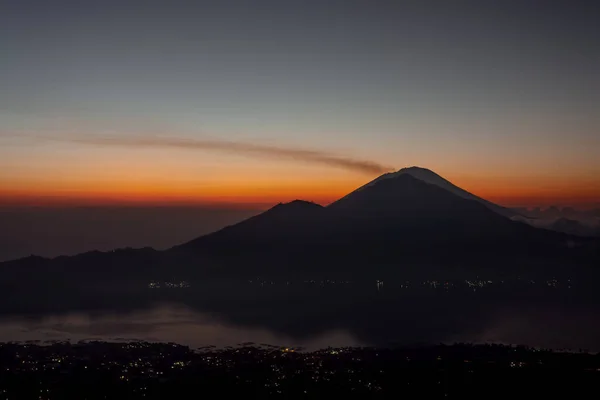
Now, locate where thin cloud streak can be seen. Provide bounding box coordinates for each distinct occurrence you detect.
[56,134,393,174]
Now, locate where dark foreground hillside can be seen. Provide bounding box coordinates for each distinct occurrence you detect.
[1,342,599,398]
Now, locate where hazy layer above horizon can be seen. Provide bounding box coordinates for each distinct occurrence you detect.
[0,206,259,262]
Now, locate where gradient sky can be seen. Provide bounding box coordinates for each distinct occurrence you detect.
[1,0,599,208]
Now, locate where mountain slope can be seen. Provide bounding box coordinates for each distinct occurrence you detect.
[550,218,600,237]
[326,173,552,247]
[175,200,325,251]
[333,166,517,218]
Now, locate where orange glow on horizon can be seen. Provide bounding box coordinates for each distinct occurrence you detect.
[0,182,351,209]
[451,174,600,208]
[1,178,598,209]
[2,135,598,209]
[1,154,599,209]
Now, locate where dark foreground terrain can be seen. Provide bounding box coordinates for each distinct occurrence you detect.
[0,342,598,398]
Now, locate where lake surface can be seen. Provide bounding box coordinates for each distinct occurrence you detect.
[0,304,363,350]
[1,299,599,352]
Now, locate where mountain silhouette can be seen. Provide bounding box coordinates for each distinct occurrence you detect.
[167,171,581,279]
[180,171,549,250]
[177,200,325,250]
[1,167,596,289]
[333,166,517,218]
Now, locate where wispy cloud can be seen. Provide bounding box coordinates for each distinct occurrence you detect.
[50,134,392,174]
